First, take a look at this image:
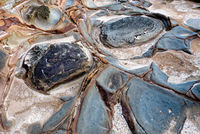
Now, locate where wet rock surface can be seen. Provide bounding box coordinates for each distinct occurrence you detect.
[0,0,200,134]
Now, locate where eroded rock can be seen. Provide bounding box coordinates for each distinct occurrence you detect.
[21,42,93,92]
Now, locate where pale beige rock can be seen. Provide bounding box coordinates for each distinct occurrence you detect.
[112,103,132,134]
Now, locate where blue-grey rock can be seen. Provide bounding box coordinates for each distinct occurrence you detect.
[108,4,125,11]
[141,45,155,58]
[156,26,197,54]
[1,114,12,130]
[65,0,75,9]
[106,56,151,76]
[184,18,200,31]
[139,26,197,58]
[27,123,42,134]
[126,77,186,134]
[57,117,70,131]
[42,98,75,132]
[129,0,152,8]
[0,50,7,71]
[121,90,147,134]
[165,26,197,38]
[60,96,74,102]
[96,66,129,93]
[76,85,111,134]
[148,63,198,94]
[157,37,192,54]
[53,130,66,134]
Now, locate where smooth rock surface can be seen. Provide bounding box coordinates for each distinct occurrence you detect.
[148,63,198,94]
[126,77,186,134]
[100,16,163,47]
[76,84,111,134]
[184,19,200,31]
[191,83,200,100]
[42,98,75,132]
[96,66,129,93]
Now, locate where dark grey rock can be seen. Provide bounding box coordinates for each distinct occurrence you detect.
[23,43,92,91]
[129,0,152,8]
[100,16,163,47]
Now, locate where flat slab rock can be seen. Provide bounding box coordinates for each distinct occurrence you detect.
[62,66,200,134]
[133,26,197,59]
[184,19,200,31]
[126,77,186,134]
[76,84,111,134]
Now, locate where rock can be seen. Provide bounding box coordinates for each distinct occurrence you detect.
[23,42,93,91]
[76,84,111,134]
[184,18,200,31]
[126,77,186,134]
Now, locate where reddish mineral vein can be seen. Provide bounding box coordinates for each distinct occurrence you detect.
[0,17,22,31]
